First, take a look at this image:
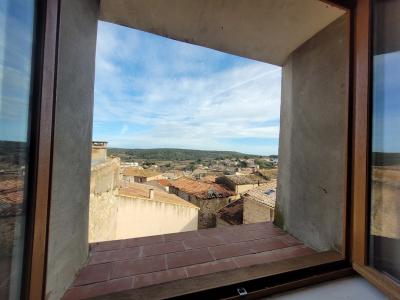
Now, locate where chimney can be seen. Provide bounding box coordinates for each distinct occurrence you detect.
[149,188,154,199]
[91,141,108,164]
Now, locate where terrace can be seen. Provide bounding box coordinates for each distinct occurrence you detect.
[62,222,315,299]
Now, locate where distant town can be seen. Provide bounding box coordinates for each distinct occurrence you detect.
[89,141,279,241]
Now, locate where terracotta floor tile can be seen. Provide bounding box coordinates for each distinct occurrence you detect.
[233,245,316,268]
[183,236,223,249]
[209,240,257,260]
[142,241,185,257]
[110,255,166,279]
[251,237,289,252]
[164,230,200,242]
[197,227,228,238]
[167,248,214,269]
[73,263,112,286]
[88,247,141,265]
[91,240,122,252]
[65,223,315,298]
[62,277,133,300]
[122,235,165,248]
[247,228,286,240]
[186,259,237,277]
[239,222,276,231]
[216,231,256,244]
[133,268,187,289]
[276,234,303,246]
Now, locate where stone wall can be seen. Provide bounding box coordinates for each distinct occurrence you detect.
[243,199,274,224]
[169,186,234,229]
[88,158,120,242]
[276,16,349,251]
[189,195,232,229]
[91,147,107,165]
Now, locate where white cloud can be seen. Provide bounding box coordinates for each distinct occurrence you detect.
[93,21,282,154]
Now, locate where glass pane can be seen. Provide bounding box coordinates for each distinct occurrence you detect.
[0,0,36,298]
[369,0,400,282]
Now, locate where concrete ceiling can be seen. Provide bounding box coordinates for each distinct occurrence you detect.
[100,0,345,66]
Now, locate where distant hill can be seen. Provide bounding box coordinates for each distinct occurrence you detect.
[372,152,400,166]
[108,148,267,161]
[0,140,28,171]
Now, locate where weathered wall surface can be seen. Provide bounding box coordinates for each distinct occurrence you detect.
[236,184,260,194]
[276,16,349,251]
[216,177,261,194]
[115,196,198,238]
[169,186,234,229]
[46,1,99,299]
[91,147,107,165]
[189,195,232,229]
[89,158,120,242]
[243,199,274,224]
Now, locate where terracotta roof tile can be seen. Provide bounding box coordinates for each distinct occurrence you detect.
[217,199,243,225]
[0,178,24,217]
[155,179,171,186]
[200,175,217,183]
[222,174,268,185]
[169,177,235,199]
[122,168,161,178]
[242,180,277,208]
[118,182,199,209]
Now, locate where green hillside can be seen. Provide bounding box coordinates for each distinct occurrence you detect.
[108,148,264,161]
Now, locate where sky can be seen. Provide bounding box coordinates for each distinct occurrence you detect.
[0,0,34,142]
[372,50,400,153]
[1,13,398,155]
[93,21,282,155]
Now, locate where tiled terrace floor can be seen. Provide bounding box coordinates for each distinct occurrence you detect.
[62,222,315,299]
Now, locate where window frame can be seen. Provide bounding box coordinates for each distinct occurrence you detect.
[21,0,60,299]
[351,0,400,298]
[24,0,400,299]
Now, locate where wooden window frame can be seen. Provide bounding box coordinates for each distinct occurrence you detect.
[351,0,400,298]
[22,0,400,298]
[22,0,60,299]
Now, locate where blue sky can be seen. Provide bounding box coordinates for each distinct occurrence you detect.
[0,0,34,142]
[93,21,282,155]
[372,50,400,153]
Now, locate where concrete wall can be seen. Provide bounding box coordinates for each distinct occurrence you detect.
[100,0,344,66]
[275,16,349,251]
[243,199,274,224]
[115,196,198,238]
[46,1,99,299]
[89,158,120,242]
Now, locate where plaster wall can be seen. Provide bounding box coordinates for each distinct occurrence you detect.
[115,196,198,238]
[276,16,349,251]
[45,0,99,299]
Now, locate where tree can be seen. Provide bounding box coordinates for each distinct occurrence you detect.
[239,161,248,168]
